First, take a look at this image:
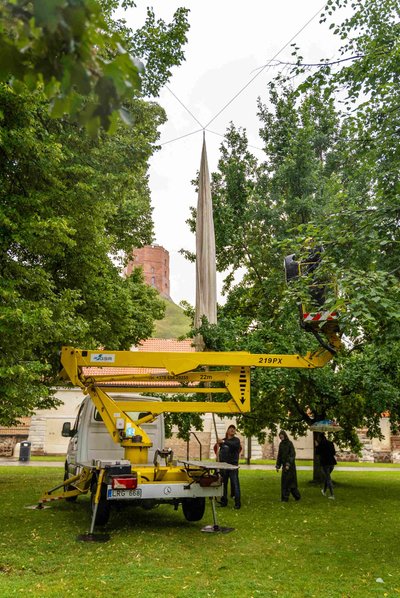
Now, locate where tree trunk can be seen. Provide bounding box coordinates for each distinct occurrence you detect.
[246,436,251,465]
[312,431,325,483]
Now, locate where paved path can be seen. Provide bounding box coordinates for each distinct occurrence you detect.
[1,458,399,472]
[240,464,400,472]
[0,459,64,467]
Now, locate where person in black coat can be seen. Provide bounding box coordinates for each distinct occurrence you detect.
[275,431,301,502]
[315,433,337,499]
[217,425,241,509]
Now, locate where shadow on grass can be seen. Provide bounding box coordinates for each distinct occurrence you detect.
[49,494,209,536]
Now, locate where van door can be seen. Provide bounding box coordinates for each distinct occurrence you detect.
[84,395,164,465]
[66,400,86,470]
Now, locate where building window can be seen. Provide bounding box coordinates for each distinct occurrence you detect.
[151,276,155,286]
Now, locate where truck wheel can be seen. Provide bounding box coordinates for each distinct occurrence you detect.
[64,467,78,503]
[182,497,206,522]
[90,480,111,526]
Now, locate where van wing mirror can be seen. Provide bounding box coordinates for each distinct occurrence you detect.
[62,421,75,437]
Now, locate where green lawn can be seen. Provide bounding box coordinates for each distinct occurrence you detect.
[1,467,399,597]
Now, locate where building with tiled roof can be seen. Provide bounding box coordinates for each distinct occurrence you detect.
[27,338,196,456]
[0,417,31,457]
[139,338,192,352]
[84,339,194,384]
[3,339,400,462]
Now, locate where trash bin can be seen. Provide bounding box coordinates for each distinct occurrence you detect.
[19,441,31,462]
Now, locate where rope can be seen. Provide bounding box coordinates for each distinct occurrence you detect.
[161,127,265,150]
[205,128,264,152]
[165,86,205,129]
[204,1,327,129]
[160,128,203,146]
[162,2,327,142]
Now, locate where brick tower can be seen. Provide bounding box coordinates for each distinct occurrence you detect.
[125,245,170,299]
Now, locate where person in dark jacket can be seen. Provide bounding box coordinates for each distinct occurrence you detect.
[315,433,337,499]
[275,431,301,502]
[218,425,241,509]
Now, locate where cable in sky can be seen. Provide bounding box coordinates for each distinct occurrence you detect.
[162,2,327,146]
[160,128,204,146]
[205,128,264,152]
[204,1,327,129]
[165,85,205,129]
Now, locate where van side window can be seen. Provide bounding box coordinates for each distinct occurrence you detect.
[94,409,104,422]
[72,401,85,435]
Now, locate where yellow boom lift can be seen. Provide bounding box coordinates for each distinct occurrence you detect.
[37,297,340,539]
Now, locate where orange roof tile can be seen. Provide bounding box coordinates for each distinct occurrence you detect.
[0,417,31,436]
[138,338,194,352]
[83,338,195,386]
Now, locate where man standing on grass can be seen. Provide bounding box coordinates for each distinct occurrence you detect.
[275,430,301,502]
[315,433,337,500]
[217,425,241,509]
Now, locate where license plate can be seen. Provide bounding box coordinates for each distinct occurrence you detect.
[107,488,142,499]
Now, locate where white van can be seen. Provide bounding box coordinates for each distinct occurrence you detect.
[60,393,223,526]
[63,394,164,480]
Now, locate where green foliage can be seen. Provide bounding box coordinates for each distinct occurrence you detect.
[188,0,399,448]
[0,0,142,131]
[296,0,399,280]
[293,0,400,435]
[163,402,204,441]
[124,7,190,97]
[186,0,399,447]
[0,84,167,425]
[0,3,190,424]
[0,1,190,132]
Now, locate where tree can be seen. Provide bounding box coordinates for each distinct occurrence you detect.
[0,0,141,131]
[0,85,165,425]
[185,0,400,453]
[0,5,190,424]
[0,1,190,131]
[121,6,190,98]
[287,0,399,296]
[185,86,352,444]
[292,0,400,435]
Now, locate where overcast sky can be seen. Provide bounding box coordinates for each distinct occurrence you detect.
[121,1,345,305]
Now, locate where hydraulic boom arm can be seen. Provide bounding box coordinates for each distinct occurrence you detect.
[60,324,340,415]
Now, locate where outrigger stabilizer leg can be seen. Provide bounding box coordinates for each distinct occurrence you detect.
[26,471,91,510]
[201,497,235,534]
[77,469,110,543]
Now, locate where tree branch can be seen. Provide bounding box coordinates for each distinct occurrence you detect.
[252,46,395,73]
[290,398,314,425]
